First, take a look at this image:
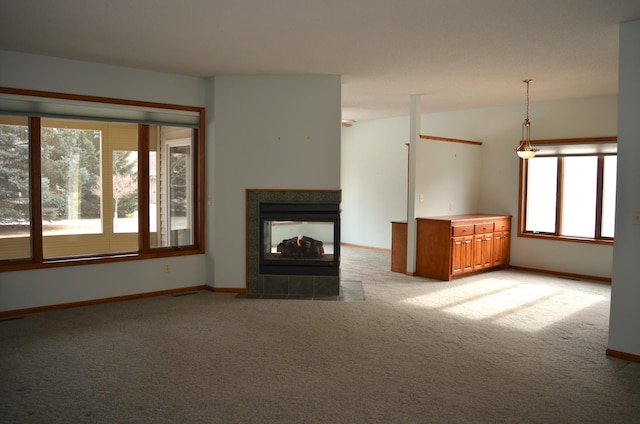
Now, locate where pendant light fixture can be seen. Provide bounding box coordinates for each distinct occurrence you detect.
[516,79,538,159]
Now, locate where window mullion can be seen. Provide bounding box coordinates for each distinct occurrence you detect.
[29,117,43,263]
[595,156,605,239]
[194,127,204,248]
[555,157,564,236]
[518,158,527,236]
[138,124,150,252]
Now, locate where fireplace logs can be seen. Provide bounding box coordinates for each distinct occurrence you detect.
[277,235,325,258]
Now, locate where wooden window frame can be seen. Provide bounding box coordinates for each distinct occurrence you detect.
[518,137,616,245]
[0,87,205,272]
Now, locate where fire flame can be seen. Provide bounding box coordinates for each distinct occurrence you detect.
[297,235,302,247]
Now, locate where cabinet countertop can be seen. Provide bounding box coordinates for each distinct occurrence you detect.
[417,213,511,222]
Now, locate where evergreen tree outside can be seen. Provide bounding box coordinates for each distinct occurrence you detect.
[0,123,30,225]
[41,127,101,222]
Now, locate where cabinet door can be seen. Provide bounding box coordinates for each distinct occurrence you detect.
[461,235,474,272]
[493,231,510,266]
[474,233,493,270]
[452,235,473,275]
[482,233,493,268]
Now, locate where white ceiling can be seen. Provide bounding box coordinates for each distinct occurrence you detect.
[1,0,640,122]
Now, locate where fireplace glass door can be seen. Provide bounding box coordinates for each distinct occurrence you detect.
[260,203,339,275]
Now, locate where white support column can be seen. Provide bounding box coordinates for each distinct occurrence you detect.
[405,95,420,274]
[608,19,640,357]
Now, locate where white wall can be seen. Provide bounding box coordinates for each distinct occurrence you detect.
[204,78,216,286]
[340,114,484,249]
[341,95,617,279]
[609,20,640,356]
[211,76,341,288]
[0,50,205,107]
[465,97,617,279]
[0,256,205,311]
[0,51,208,312]
[341,117,409,248]
[414,139,481,217]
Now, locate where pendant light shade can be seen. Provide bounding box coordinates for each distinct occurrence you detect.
[516,79,538,159]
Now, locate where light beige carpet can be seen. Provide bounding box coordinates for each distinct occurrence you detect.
[1,246,639,423]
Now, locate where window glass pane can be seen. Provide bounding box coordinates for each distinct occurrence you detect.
[561,156,597,238]
[601,156,617,238]
[150,126,194,248]
[41,119,102,258]
[169,143,193,246]
[149,127,162,248]
[149,151,158,234]
[525,157,557,233]
[113,151,138,233]
[41,120,102,236]
[0,116,31,260]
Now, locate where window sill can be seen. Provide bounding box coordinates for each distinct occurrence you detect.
[517,232,614,246]
[0,247,204,273]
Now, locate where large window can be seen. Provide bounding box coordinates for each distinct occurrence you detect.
[0,88,204,271]
[519,137,616,244]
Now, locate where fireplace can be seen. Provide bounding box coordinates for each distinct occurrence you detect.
[246,190,341,297]
[260,203,340,276]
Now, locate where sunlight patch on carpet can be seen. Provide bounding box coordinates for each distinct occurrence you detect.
[401,278,607,332]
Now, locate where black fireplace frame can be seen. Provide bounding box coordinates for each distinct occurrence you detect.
[259,202,340,276]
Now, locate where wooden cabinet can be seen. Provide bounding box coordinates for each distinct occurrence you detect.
[416,214,511,281]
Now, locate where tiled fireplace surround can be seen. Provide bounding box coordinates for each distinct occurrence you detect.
[246,189,341,297]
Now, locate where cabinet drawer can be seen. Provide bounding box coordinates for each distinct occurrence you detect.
[493,220,511,232]
[474,223,494,234]
[452,225,474,236]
